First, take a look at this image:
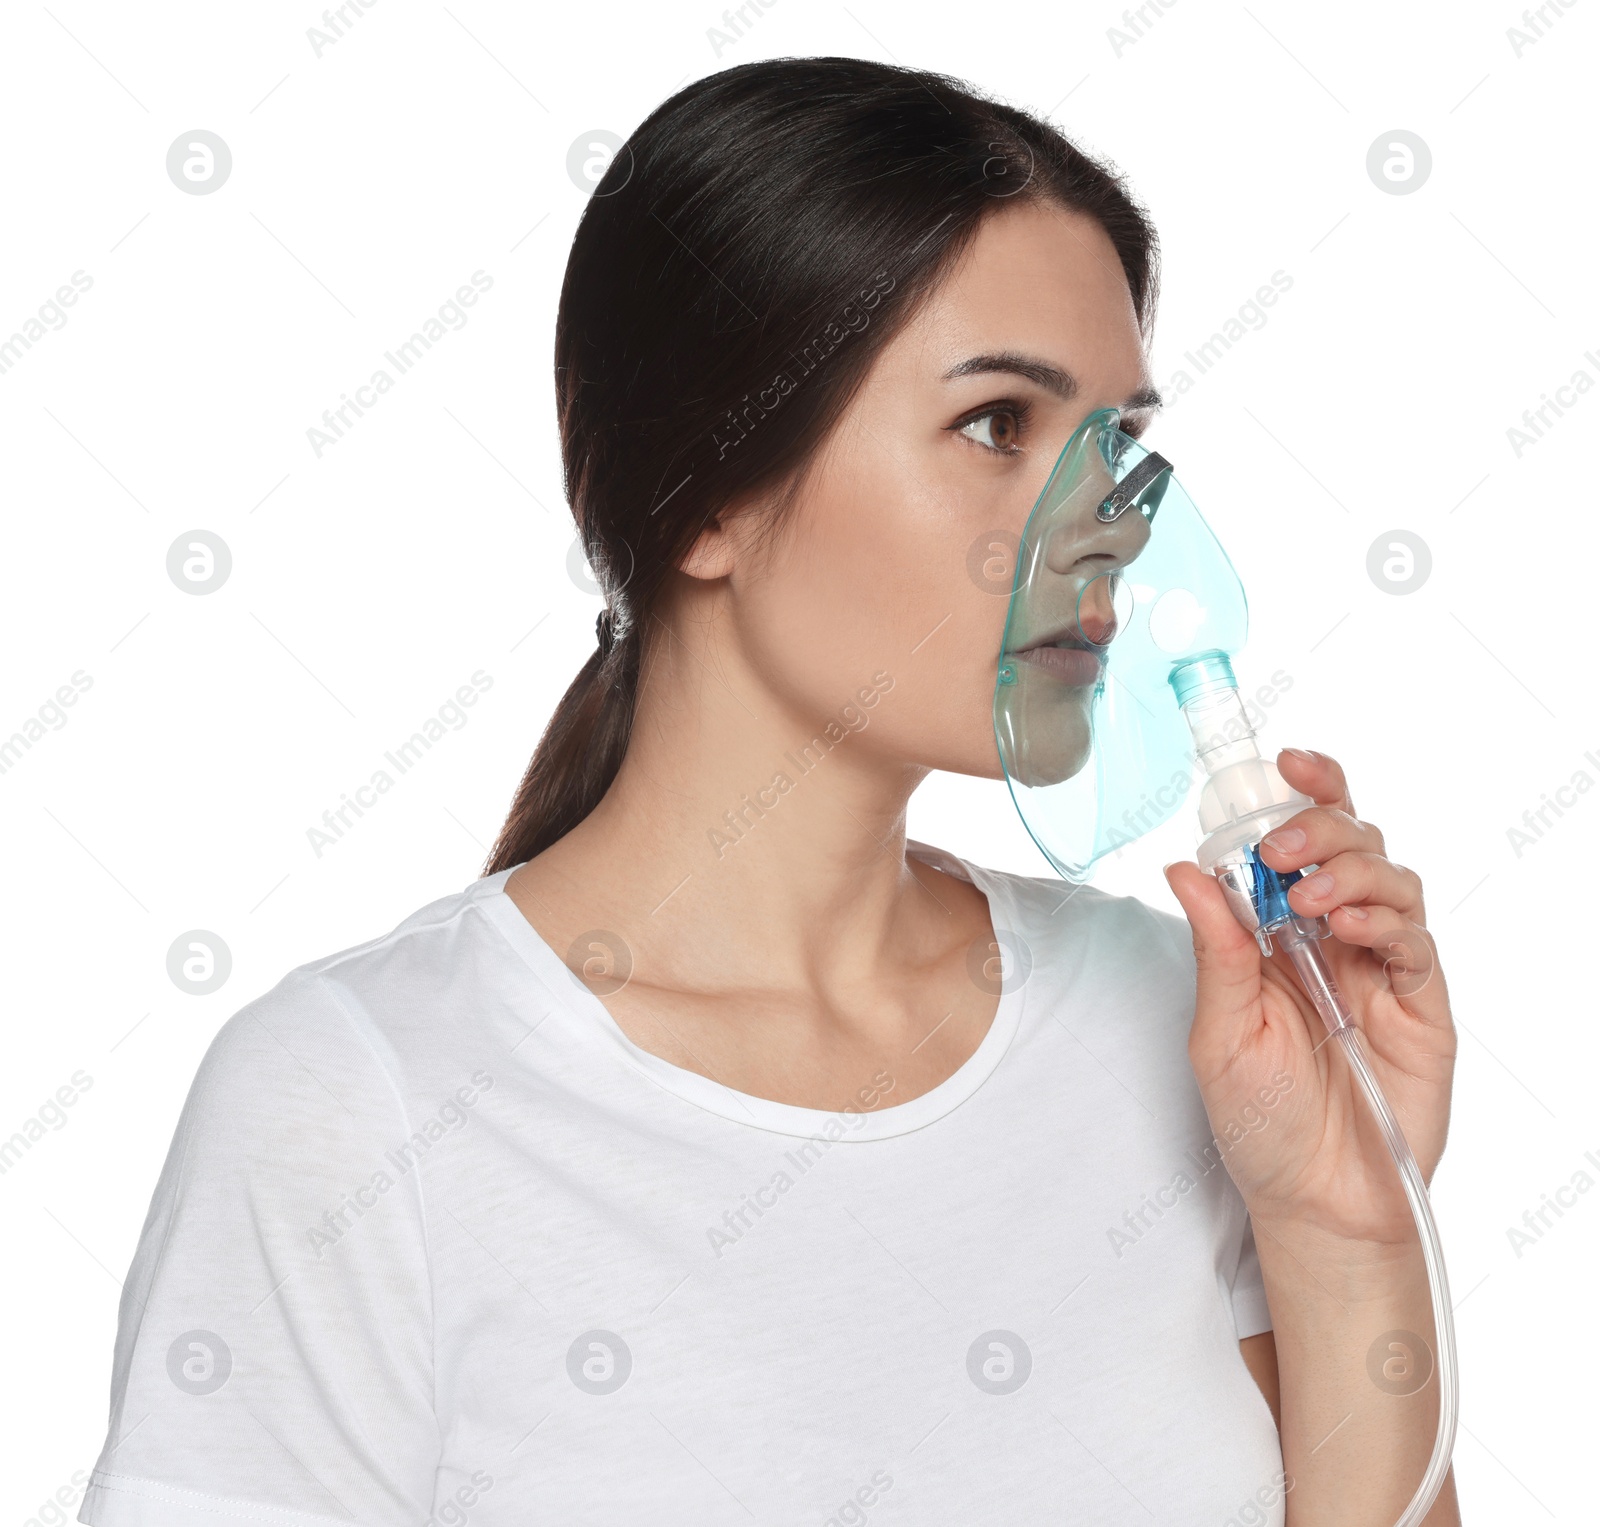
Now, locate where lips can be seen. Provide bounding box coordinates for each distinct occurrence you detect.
[1010,634,1106,686]
[1007,583,1121,687]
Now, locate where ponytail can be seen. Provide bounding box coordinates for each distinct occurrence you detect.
[484,622,637,871]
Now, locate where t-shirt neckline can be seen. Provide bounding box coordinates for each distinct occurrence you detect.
[474,840,1026,1141]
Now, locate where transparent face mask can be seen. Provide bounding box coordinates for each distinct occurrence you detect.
[993,406,1248,881]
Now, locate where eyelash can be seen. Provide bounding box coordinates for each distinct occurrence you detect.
[948,399,1033,455]
[948,400,1152,456]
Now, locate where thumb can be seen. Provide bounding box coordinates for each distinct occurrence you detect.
[1162,860,1264,1066]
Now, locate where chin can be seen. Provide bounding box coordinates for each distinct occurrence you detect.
[1011,735,1093,789]
[995,673,1095,789]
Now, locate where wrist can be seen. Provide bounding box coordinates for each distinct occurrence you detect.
[1248,1212,1429,1306]
[1237,1176,1425,1261]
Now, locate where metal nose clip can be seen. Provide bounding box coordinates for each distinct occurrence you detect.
[1096,451,1173,522]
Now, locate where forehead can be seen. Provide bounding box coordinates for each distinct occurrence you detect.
[897,200,1146,381]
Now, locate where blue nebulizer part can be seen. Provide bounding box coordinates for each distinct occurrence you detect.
[991,408,1457,1527]
[1243,844,1301,936]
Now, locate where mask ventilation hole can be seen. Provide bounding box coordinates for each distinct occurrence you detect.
[1148,586,1208,654]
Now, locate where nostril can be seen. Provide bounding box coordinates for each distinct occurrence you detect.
[1078,607,1118,646]
[1075,571,1129,647]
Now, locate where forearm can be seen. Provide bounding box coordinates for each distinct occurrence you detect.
[1253,1217,1459,1527]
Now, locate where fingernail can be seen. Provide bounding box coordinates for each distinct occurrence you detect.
[1341,904,1369,920]
[1263,826,1306,854]
[1298,871,1334,900]
[1284,747,1317,763]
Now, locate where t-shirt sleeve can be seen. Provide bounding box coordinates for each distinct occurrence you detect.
[1230,1214,1274,1339]
[80,970,439,1527]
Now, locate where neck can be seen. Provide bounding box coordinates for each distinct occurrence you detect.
[511,608,947,996]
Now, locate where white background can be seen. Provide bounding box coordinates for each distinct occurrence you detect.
[2,0,1595,1520]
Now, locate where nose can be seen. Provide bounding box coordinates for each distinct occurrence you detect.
[1040,446,1153,579]
[1024,439,1153,650]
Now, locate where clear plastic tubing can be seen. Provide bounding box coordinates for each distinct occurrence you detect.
[1171,652,1458,1527]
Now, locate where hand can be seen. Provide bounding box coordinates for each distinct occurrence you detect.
[1163,749,1457,1249]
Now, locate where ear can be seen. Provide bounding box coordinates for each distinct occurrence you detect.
[677,513,737,581]
[678,491,774,581]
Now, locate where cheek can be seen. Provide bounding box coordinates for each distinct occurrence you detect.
[740,442,1029,778]
[871,499,1027,769]
[742,466,917,705]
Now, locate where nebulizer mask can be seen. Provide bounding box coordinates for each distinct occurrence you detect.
[994,408,1456,1527]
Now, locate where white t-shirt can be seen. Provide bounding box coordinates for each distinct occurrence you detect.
[82,843,1285,1527]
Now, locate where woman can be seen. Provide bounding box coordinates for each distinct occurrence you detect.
[83,57,1458,1526]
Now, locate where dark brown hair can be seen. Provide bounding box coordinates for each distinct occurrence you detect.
[485,56,1159,873]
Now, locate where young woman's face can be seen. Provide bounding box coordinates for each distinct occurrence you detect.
[714,198,1158,783]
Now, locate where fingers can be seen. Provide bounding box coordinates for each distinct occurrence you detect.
[1285,851,1426,924]
[1163,861,1264,1066]
[1263,751,1428,920]
[1275,748,1355,814]
[1258,805,1388,876]
[1324,902,1451,1028]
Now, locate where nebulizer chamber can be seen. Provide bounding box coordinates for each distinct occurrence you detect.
[994,411,1457,1527]
[1172,651,1356,1037]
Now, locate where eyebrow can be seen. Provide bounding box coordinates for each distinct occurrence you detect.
[942,351,1163,414]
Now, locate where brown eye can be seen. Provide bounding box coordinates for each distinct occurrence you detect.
[957,408,1022,453]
